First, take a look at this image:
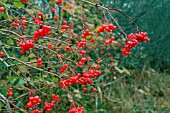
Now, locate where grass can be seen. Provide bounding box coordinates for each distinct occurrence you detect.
[100,69,170,113]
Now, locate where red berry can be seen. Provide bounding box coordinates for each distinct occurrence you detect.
[8,88,13,91]
[46,109,51,112]
[0,52,4,57]
[63,21,67,25]
[52,7,56,13]
[54,95,60,102]
[12,22,18,28]
[92,88,97,93]
[16,20,20,24]
[105,40,109,46]
[117,43,121,47]
[20,0,28,2]
[8,92,13,97]
[19,49,25,54]
[81,57,87,63]
[29,97,34,102]
[82,87,87,92]
[54,15,59,20]
[38,12,42,17]
[108,24,116,30]
[48,44,54,49]
[37,63,42,67]
[0,7,4,12]
[80,50,86,56]
[50,102,55,108]
[37,58,42,63]
[22,17,26,21]
[56,0,64,4]
[26,102,34,108]
[61,25,69,30]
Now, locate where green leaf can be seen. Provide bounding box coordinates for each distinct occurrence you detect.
[1,88,7,95]
[7,39,14,45]
[86,36,91,40]
[16,101,21,107]
[12,78,20,85]
[13,2,24,8]
[4,0,8,2]
[11,77,25,86]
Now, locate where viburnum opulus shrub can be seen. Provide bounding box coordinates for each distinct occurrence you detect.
[0,0,150,113]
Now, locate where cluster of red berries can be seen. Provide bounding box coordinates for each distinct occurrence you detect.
[21,17,27,29]
[0,7,4,12]
[68,107,84,113]
[121,32,150,56]
[59,74,80,88]
[56,0,64,4]
[76,70,101,85]
[61,21,69,30]
[32,12,43,25]
[20,0,28,2]
[59,63,69,73]
[11,18,27,29]
[26,96,41,109]
[43,101,55,112]
[105,36,115,46]
[82,69,101,78]
[59,68,102,88]
[82,29,92,39]
[34,25,51,42]
[30,110,42,113]
[76,39,87,49]
[7,88,13,97]
[37,58,42,67]
[97,24,116,33]
[51,94,60,102]
[76,57,87,67]
[18,39,34,54]
[76,77,93,85]
[11,21,19,28]
[0,52,4,57]
[128,32,150,42]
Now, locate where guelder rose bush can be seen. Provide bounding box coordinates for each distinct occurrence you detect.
[0,0,150,113]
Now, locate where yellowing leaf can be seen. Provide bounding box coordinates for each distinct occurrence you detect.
[75,94,82,99]
[28,53,35,58]
[114,67,130,75]
[18,65,27,73]
[73,90,80,93]
[20,56,28,62]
